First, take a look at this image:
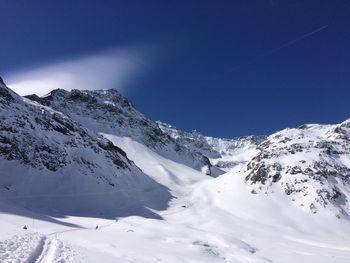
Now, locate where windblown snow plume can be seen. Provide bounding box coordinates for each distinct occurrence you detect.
[5,46,154,96]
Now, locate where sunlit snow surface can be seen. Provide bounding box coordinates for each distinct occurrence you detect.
[1,135,350,262]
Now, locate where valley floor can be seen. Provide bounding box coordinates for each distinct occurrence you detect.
[1,199,350,263]
[1,135,350,262]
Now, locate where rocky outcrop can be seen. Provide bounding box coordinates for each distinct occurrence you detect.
[244,121,350,217]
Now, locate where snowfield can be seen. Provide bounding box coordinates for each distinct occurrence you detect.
[1,137,350,262]
[1,80,350,262]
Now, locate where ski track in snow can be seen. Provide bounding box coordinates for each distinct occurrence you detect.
[30,220,115,263]
[0,233,41,263]
[0,232,74,263]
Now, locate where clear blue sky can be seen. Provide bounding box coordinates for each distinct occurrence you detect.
[1,0,349,137]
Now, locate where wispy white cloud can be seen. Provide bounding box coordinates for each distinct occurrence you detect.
[6,46,155,96]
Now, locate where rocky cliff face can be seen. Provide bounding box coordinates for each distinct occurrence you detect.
[25,89,170,148]
[1,83,132,176]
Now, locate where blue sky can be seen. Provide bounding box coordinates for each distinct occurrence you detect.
[1,0,349,137]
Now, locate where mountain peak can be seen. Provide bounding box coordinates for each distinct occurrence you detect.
[0,77,18,106]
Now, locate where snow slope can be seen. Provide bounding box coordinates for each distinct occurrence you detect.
[1,137,349,263]
[177,164,350,262]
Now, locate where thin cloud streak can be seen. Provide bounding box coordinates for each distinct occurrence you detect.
[228,24,329,73]
[6,46,154,96]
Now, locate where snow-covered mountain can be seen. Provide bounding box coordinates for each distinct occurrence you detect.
[0,78,171,218]
[1,76,350,263]
[25,88,219,176]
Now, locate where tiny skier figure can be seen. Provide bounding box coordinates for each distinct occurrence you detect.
[95,225,98,230]
[23,225,27,230]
